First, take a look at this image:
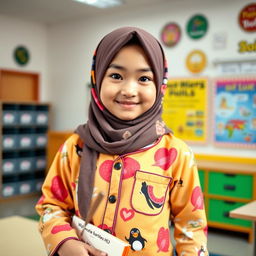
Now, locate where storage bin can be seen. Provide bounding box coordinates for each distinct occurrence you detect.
[2,158,18,175]
[2,183,17,197]
[17,157,35,173]
[2,135,18,150]
[35,134,47,148]
[18,134,35,149]
[35,111,49,126]
[2,111,18,126]
[35,157,46,171]
[18,111,35,125]
[34,178,44,192]
[17,180,34,195]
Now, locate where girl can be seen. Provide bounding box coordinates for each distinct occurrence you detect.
[36,27,208,256]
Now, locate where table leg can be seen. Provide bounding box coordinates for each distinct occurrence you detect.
[253,222,256,256]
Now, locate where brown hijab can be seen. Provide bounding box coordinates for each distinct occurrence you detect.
[76,27,170,220]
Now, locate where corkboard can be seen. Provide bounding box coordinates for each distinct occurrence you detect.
[0,69,39,101]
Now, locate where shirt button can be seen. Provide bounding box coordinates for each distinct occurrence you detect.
[108,195,116,203]
[113,162,122,170]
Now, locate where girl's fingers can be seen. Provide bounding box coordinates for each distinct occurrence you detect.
[84,243,107,256]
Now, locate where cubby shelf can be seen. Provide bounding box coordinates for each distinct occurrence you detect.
[0,102,50,200]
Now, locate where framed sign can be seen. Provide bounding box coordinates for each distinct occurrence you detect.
[186,14,208,40]
[239,3,256,32]
[213,77,256,148]
[186,49,207,74]
[162,77,208,144]
[161,22,181,47]
[14,46,30,66]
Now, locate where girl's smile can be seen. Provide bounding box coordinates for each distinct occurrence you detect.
[100,44,156,120]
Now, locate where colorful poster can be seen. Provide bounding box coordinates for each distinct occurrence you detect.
[214,77,256,148]
[162,78,208,143]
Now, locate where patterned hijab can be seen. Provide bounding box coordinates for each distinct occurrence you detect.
[76,27,170,220]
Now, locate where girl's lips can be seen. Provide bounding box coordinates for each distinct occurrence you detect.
[115,100,139,109]
[117,100,138,105]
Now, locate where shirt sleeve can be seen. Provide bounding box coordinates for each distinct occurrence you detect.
[35,135,81,256]
[170,143,208,256]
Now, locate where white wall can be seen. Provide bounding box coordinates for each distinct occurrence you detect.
[0,0,255,157]
[0,14,48,100]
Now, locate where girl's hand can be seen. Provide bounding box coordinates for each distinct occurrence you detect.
[58,239,107,256]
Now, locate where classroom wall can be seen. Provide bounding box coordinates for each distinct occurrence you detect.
[0,0,255,157]
[0,14,48,100]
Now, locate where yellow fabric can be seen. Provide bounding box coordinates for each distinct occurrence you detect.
[35,133,208,256]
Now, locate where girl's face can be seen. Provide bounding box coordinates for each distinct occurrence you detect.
[100,44,156,121]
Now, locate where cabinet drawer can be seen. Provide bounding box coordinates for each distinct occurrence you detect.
[198,169,205,192]
[208,172,253,199]
[208,199,252,228]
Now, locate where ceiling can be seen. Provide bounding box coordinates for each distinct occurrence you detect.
[0,0,168,25]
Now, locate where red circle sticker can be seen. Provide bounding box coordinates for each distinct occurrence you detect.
[239,3,256,32]
[161,22,181,47]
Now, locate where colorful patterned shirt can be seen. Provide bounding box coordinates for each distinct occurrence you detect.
[35,133,208,256]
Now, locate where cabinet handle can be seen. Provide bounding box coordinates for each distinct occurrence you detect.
[224,200,236,205]
[224,173,236,177]
[223,184,236,191]
[223,211,230,218]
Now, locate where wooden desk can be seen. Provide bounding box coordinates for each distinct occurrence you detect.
[0,216,47,256]
[230,201,256,256]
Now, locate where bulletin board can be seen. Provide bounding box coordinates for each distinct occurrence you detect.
[213,77,256,148]
[162,77,208,144]
[0,69,39,101]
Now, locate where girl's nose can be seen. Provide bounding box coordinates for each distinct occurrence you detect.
[121,80,137,97]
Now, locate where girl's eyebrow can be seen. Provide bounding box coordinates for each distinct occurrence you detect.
[108,63,153,73]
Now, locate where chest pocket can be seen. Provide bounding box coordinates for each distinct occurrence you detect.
[131,170,172,216]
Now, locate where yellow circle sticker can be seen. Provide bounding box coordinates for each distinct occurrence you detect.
[186,50,207,73]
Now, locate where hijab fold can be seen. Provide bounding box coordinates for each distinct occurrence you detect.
[75,27,170,220]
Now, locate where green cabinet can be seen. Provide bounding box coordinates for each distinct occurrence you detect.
[197,162,255,241]
[208,172,253,199]
[198,169,205,192]
[208,199,252,228]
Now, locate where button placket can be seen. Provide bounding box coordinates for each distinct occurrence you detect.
[103,159,123,228]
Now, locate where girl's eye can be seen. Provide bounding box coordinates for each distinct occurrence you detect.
[139,76,152,82]
[110,73,122,80]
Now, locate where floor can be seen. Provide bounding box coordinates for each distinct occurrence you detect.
[0,195,254,256]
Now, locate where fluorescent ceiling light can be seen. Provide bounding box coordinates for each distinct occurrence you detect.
[73,0,124,8]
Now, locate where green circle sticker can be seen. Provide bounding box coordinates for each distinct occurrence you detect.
[187,14,208,39]
[14,46,30,65]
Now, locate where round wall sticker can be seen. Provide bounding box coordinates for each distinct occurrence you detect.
[186,14,208,40]
[14,46,30,66]
[186,50,207,73]
[239,3,256,32]
[161,22,181,47]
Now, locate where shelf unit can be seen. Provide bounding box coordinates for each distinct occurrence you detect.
[0,101,50,199]
[196,155,256,242]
